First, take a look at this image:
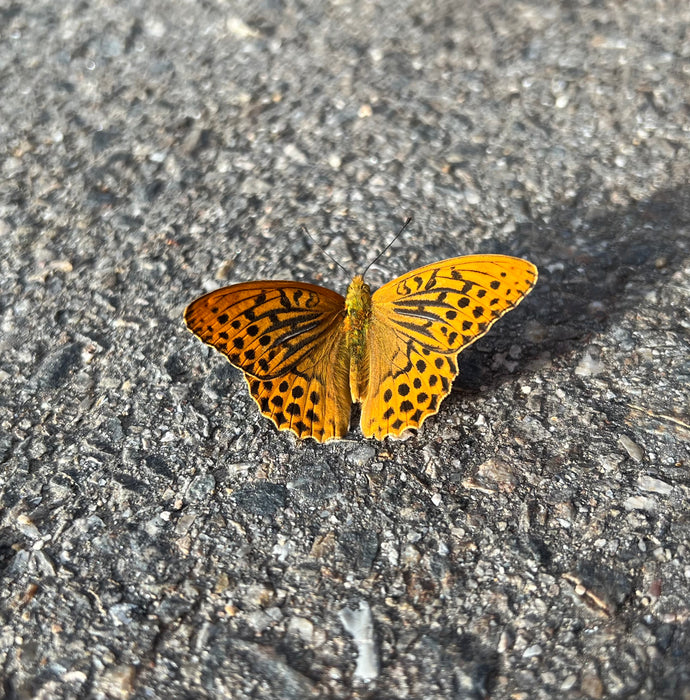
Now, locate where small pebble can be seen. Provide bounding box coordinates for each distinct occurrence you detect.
[623,495,657,512]
[618,435,644,462]
[636,475,672,495]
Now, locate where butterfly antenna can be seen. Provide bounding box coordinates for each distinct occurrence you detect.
[361,216,412,278]
[301,224,351,277]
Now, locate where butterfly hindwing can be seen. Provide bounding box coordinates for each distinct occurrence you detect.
[244,325,351,441]
[185,281,352,441]
[360,255,538,439]
[360,319,458,438]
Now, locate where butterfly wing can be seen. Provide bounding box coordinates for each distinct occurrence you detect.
[185,281,351,441]
[360,255,538,439]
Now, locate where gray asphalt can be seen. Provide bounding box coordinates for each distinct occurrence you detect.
[1,1,689,698]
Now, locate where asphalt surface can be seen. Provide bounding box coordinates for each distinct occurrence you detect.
[1,1,689,698]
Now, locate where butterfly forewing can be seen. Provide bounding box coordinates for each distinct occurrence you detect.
[360,255,537,439]
[185,281,352,441]
[373,255,538,352]
[184,281,346,379]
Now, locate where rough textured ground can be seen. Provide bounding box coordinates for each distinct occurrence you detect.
[1,1,689,698]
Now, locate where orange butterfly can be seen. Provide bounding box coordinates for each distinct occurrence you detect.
[185,248,537,442]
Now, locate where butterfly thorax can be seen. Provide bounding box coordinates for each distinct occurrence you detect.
[344,275,372,401]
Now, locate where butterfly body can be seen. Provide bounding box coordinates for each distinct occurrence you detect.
[344,275,373,399]
[185,255,537,442]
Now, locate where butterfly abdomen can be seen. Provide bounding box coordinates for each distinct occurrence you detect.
[344,275,372,401]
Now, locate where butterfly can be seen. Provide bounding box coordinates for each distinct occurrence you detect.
[185,248,537,442]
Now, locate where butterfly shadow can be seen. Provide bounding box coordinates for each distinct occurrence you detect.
[456,184,689,393]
